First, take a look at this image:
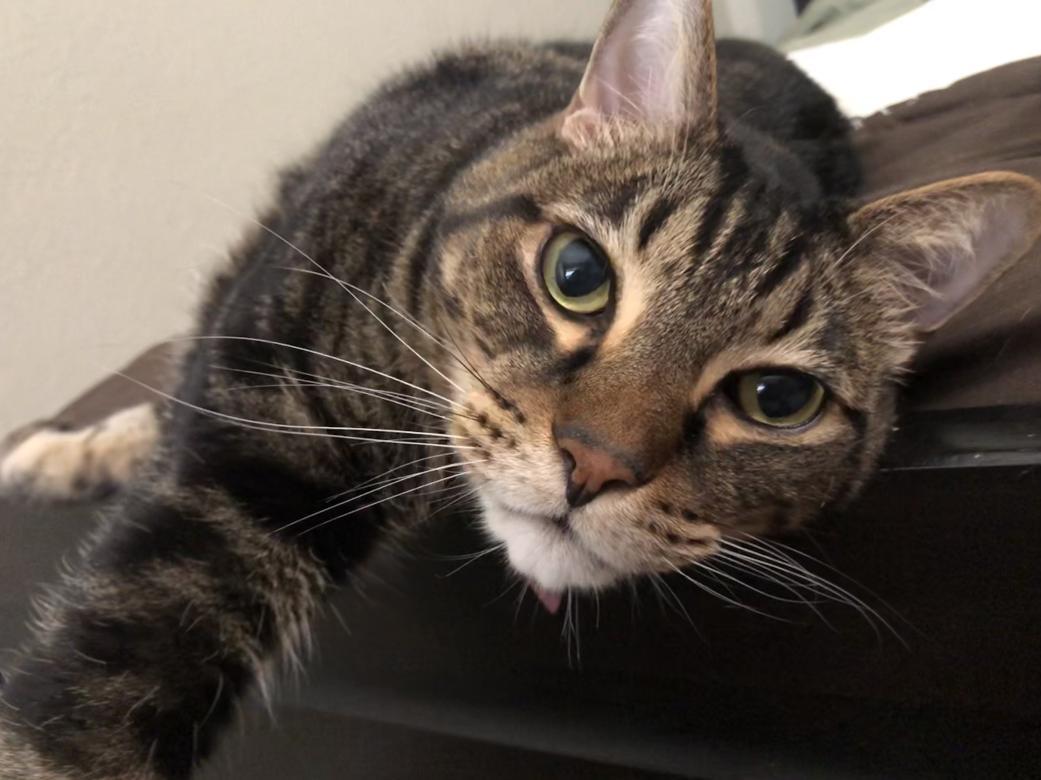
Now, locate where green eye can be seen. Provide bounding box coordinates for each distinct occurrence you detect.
[541,231,612,315]
[732,370,825,428]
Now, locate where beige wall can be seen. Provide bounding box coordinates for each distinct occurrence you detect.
[0,1,777,433]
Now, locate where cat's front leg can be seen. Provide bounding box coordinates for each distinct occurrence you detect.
[0,476,330,779]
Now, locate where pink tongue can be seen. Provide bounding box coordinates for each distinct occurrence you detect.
[530,583,563,615]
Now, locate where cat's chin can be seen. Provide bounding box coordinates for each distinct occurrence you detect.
[479,496,624,604]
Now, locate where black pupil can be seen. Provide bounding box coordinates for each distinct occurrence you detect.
[756,373,814,419]
[555,239,608,298]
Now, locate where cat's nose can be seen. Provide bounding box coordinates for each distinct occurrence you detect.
[556,429,642,508]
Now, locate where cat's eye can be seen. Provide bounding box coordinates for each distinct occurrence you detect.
[731,370,825,428]
[541,231,612,315]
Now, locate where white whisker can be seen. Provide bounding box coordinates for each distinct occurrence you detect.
[296,472,470,537]
[327,453,452,501]
[718,539,905,645]
[213,364,456,422]
[667,562,792,623]
[178,335,464,410]
[438,541,506,578]
[195,195,469,400]
[116,373,476,451]
[275,460,484,535]
[426,485,481,521]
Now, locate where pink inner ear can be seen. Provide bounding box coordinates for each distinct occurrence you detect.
[587,3,685,121]
[917,196,1032,330]
[565,0,716,132]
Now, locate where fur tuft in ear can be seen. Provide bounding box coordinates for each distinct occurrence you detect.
[851,171,1041,333]
[561,0,717,143]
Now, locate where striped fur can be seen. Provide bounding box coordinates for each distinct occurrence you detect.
[4,4,1041,776]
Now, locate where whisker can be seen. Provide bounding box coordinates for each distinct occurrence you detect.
[200,202,469,401]
[176,335,464,411]
[652,574,705,640]
[289,266,509,423]
[483,575,525,609]
[117,373,476,451]
[426,489,480,522]
[214,364,458,423]
[196,192,462,361]
[275,460,484,535]
[570,594,581,667]
[438,542,506,578]
[697,555,832,624]
[719,539,905,646]
[713,552,835,626]
[295,472,471,537]
[259,360,455,412]
[197,196,517,424]
[646,574,670,618]
[429,540,506,563]
[667,562,793,623]
[512,579,530,627]
[327,453,453,502]
[282,267,475,395]
[741,534,915,633]
[287,265,506,410]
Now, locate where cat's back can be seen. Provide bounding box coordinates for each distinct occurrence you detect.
[289,43,585,215]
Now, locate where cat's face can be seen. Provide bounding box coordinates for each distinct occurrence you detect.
[429,0,1041,603]
[434,129,896,597]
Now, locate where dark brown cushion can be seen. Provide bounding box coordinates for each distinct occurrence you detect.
[855,56,1041,411]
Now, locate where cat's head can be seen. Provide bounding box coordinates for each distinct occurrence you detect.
[431,0,1041,606]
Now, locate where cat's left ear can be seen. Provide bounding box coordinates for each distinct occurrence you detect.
[851,171,1041,332]
[561,0,718,142]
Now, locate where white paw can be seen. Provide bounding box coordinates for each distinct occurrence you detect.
[0,403,159,501]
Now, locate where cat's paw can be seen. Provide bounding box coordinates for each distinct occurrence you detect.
[0,403,159,502]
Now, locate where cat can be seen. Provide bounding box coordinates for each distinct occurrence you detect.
[3,0,1040,777]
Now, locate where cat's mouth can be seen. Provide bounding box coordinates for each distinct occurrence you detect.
[480,494,624,612]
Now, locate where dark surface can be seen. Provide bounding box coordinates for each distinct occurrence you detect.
[4,416,1041,778]
[0,499,682,780]
[280,458,1041,779]
[196,706,683,780]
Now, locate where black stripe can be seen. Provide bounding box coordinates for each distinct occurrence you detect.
[406,208,444,317]
[716,181,776,279]
[718,219,772,281]
[186,452,339,536]
[554,344,597,376]
[756,232,807,298]
[93,498,230,571]
[817,314,847,353]
[600,175,648,223]
[439,194,542,236]
[682,410,705,444]
[846,406,867,439]
[768,290,814,343]
[692,146,747,259]
[638,196,679,250]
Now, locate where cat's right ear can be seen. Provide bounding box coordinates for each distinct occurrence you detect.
[561,0,718,143]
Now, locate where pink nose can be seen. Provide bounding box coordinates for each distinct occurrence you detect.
[556,432,641,508]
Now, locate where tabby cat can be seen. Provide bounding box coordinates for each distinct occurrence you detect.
[3,0,1040,777]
